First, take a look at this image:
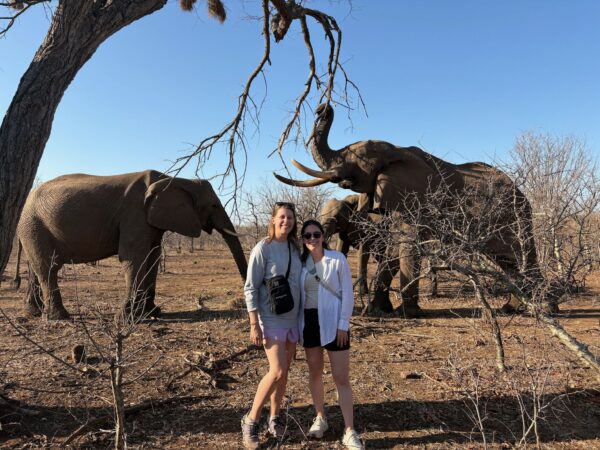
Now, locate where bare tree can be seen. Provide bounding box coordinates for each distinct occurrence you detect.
[507,131,600,290]
[0,0,360,283]
[240,178,335,242]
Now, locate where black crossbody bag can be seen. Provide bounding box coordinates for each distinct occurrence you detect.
[265,241,294,314]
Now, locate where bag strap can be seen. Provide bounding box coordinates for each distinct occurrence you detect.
[262,240,292,285]
[307,255,341,301]
[285,240,291,280]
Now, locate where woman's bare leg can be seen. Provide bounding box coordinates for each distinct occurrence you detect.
[248,339,288,421]
[269,340,296,417]
[328,349,354,431]
[305,346,326,417]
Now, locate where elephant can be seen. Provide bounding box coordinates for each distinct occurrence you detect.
[319,193,385,296]
[16,170,248,320]
[276,104,554,315]
[319,194,439,313]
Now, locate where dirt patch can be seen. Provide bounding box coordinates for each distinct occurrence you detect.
[1,247,599,449]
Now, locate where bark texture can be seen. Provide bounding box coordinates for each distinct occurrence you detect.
[0,0,167,276]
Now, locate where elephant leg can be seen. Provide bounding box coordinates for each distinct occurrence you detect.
[140,244,162,317]
[122,256,148,320]
[493,255,558,315]
[498,284,558,315]
[357,242,370,296]
[368,256,399,314]
[430,267,438,298]
[493,256,525,314]
[500,293,526,315]
[23,264,43,317]
[36,263,70,320]
[396,243,422,317]
[121,246,161,321]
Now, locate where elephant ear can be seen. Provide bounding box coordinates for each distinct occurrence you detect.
[374,171,396,211]
[144,178,202,237]
[373,152,432,211]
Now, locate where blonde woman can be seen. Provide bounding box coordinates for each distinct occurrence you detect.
[241,202,302,449]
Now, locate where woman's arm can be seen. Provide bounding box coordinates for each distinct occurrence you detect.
[248,310,263,345]
[337,254,355,332]
[244,243,267,344]
[244,243,266,312]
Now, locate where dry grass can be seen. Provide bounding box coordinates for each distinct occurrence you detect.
[0,246,598,449]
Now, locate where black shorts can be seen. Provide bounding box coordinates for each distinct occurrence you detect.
[302,309,350,351]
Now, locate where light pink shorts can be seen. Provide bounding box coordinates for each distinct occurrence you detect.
[263,327,299,343]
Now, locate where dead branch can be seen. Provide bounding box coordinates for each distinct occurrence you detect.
[166,0,361,217]
[468,274,506,371]
[165,344,260,391]
[0,1,49,38]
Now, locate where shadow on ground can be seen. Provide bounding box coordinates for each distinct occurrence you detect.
[2,389,598,447]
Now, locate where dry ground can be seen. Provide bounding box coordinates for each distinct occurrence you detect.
[0,245,599,449]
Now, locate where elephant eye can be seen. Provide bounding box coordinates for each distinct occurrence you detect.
[339,177,356,188]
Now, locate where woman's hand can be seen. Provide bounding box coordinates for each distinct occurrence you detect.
[250,323,263,346]
[336,329,348,347]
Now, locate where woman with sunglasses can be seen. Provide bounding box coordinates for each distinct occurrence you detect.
[241,202,302,449]
[299,219,364,449]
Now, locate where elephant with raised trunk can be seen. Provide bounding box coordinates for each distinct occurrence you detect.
[276,104,554,315]
[17,170,247,320]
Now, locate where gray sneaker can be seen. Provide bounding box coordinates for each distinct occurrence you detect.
[241,414,260,450]
[342,429,364,449]
[267,414,286,438]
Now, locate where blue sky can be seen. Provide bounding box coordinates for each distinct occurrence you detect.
[1,0,599,196]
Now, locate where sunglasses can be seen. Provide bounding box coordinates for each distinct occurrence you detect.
[302,231,323,240]
[275,201,295,211]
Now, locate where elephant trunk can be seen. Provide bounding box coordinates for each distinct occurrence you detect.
[310,104,342,170]
[218,220,248,281]
[321,219,338,242]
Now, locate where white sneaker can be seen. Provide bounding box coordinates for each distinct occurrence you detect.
[342,429,364,449]
[307,415,329,438]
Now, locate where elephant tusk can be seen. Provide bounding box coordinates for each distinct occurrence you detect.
[221,228,246,238]
[273,173,330,187]
[291,159,337,179]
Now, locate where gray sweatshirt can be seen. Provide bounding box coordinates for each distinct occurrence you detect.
[244,238,302,329]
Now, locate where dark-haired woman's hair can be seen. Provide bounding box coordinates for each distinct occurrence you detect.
[300,219,329,262]
[266,202,299,249]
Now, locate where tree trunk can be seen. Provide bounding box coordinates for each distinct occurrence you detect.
[469,275,506,371]
[0,0,167,276]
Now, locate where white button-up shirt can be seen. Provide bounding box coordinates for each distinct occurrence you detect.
[298,249,355,346]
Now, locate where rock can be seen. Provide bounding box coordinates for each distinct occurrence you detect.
[401,371,422,380]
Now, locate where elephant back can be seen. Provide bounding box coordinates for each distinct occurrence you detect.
[17,173,138,262]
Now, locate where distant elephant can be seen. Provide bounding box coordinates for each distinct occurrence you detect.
[319,193,379,295]
[320,194,438,312]
[276,104,554,315]
[17,170,248,320]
